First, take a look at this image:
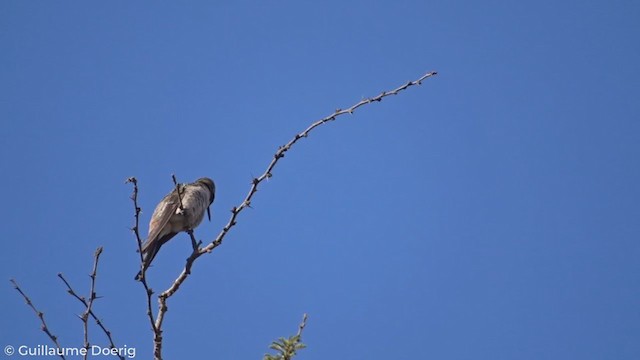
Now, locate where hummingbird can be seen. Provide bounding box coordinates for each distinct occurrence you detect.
[135,177,215,280]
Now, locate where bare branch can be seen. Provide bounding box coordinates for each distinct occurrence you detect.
[83,247,101,358]
[125,72,436,357]
[173,174,202,251]
[296,313,308,338]
[151,71,437,357]
[171,174,186,214]
[162,71,437,295]
[10,279,66,360]
[165,175,203,252]
[57,247,123,360]
[125,177,161,351]
[57,271,122,360]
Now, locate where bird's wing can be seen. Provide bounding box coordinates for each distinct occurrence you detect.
[141,188,181,253]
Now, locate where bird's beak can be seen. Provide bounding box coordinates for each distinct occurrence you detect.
[207,206,211,221]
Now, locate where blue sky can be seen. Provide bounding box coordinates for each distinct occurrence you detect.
[1,1,639,359]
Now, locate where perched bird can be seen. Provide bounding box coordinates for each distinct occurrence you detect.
[135,177,215,280]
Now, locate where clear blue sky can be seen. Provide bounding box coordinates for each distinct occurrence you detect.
[1,1,639,359]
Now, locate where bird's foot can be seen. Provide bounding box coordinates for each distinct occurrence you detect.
[187,230,201,251]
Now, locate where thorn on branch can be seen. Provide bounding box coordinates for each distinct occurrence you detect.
[11,279,64,355]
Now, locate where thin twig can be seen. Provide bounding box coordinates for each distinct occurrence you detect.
[57,271,123,360]
[83,247,101,358]
[171,174,186,212]
[296,313,308,338]
[172,175,201,251]
[125,177,161,352]
[151,71,437,356]
[285,313,308,360]
[10,279,66,360]
[57,248,124,360]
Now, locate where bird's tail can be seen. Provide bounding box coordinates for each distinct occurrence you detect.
[134,245,158,281]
